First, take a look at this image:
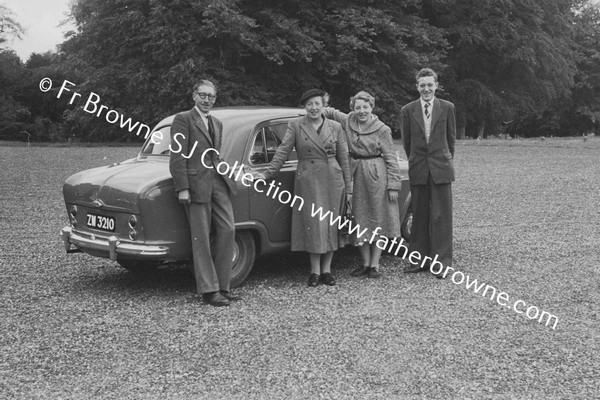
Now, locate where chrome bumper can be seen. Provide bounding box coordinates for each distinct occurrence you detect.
[60,227,169,260]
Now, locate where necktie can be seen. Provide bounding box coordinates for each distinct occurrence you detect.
[424,102,430,119]
[207,115,215,144]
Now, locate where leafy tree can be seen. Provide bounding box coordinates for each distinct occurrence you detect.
[57,0,448,140]
[0,4,24,47]
[4,0,599,142]
[59,0,276,141]
[21,52,74,141]
[424,0,579,138]
[0,49,30,141]
[235,0,449,132]
[570,0,600,132]
[0,5,29,141]
[505,0,600,137]
[0,48,76,142]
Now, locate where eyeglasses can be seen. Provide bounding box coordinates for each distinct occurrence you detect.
[195,92,216,101]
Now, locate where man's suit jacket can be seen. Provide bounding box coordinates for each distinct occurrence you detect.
[400,98,456,185]
[169,108,237,203]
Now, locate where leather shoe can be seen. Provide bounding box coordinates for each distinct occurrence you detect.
[203,292,230,307]
[320,272,336,286]
[368,268,381,279]
[220,291,242,301]
[308,273,320,287]
[404,264,427,273]
[350,266,369,276]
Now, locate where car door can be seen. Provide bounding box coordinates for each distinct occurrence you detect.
[246,122,297,243]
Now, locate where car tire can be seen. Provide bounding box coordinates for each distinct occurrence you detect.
[401,210,413,242]
[186,231,257,287]
[117,260,160,273]
[230,231,256,288]
[384,209,413,257]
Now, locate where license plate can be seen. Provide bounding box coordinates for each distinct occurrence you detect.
[86,213,116,232]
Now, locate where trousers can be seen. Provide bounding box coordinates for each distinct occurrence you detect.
[409,175,453,268]
[185,176,235,294]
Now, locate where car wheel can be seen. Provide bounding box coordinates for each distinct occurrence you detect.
[401,210,413,242]
[187,231,257,287]
[230,231,256,288]
[384,209,413,257]
[117,260,160,273]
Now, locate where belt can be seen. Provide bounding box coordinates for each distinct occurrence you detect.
[350,153,382,160]
[303,155,337,162]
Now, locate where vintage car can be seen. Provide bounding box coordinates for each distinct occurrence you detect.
[60,107,413,287]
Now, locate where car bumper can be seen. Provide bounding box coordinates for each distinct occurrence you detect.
[60,226,169,260]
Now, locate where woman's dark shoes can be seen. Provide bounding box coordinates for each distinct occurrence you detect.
[220,291,242,301]
[203,292,230,307]
[367,267,381,279]
[320,272,336,286]
[308,273,320,287]
[350,266,370,277]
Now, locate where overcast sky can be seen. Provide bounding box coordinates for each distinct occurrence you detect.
[4,0,75,61]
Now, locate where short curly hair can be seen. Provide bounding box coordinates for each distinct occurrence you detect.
[415,68,438,83]
[349,91,375,110]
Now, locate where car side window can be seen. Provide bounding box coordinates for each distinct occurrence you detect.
[268,123,297,161]
[249,129,268,165]
[248,123,295,165]
[263,126,280,163]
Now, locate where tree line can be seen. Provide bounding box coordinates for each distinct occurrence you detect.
[1,0,599,143]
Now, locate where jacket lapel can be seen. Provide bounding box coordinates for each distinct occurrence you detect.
[300,116,327,154]
[318,119,334,148]
[191,108,213,146]
[430,98,442,133]
[211,117,221,150]
[411,101,426,139]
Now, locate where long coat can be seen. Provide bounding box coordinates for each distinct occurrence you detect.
[264,115,352,253]
[324,108,402,240]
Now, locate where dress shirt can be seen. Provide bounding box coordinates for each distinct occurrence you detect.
[194,106,210,132]
[420,98,433,144]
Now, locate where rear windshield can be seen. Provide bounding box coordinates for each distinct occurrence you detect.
[138,121,249,165]
[140,126,172,156]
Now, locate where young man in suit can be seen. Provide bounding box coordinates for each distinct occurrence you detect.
[400,68,456,278]
[169,79,241,305]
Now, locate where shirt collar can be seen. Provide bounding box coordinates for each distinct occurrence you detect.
[194,106,209,119]
[420,97,434,109]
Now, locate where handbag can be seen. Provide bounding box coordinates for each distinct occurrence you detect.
[340,198,355,235]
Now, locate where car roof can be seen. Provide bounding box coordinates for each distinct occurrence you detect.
[153,106,306,128]
[146,106,307,162]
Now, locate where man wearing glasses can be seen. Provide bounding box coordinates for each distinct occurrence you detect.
[169,79,241,306]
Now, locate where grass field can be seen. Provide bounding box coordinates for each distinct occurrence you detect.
[1,138,599,399]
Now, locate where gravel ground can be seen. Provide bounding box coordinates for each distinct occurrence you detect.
[1,138,599,399]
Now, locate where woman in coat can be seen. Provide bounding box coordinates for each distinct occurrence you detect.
[323,91,402,278]
[261,89,353,287]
